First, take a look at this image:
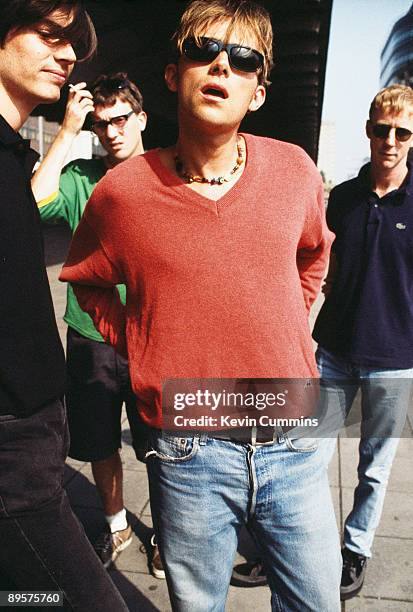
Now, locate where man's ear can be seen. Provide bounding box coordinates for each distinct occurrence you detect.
[248,84,266,113]
[165,63,178,93]
[137,111,147,132]
[366,119,372,139]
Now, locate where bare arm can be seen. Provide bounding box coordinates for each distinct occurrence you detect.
[31,82,94,203]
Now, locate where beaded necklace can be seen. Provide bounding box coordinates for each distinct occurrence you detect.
[175,138,243,185]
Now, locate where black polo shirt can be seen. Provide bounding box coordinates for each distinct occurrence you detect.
[313,162,413,369]
[0,114,65,416]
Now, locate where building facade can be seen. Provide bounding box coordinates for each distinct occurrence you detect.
[20,116,104,164]
[381,3,413,87]
[317,120,336,189]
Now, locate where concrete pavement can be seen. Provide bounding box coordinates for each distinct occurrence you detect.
[44,224,413,612]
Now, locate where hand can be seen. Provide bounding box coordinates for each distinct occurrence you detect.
[61,82,94,136]
[321,278,333,296]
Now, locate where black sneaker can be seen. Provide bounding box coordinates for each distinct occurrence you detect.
[231,560,268,587]
[94,524,133,569]
[340,547,368,600]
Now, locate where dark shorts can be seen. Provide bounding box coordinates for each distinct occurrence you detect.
[66,327,146,462]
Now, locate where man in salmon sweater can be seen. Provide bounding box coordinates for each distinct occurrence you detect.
[61,0,340,609]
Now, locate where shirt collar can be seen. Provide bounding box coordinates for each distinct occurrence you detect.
[0,114,24,146]
[405,160,413,196]
[358,160,413,201]
[0,113,39,172]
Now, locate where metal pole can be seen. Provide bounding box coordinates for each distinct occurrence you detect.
[38,115,44,160]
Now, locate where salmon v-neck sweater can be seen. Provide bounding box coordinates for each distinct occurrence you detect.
[61,134,333,427]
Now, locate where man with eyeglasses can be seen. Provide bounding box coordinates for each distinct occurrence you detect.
[31,72,165,576]
[60,1,341,609]
[313,84,413,601]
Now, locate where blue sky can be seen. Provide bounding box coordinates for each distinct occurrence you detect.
[322,0,412,183]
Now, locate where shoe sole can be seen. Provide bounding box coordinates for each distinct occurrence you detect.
[231,563,268,588]
[151,567,166,580]
[230,575,268,588]
[340,582,364,601]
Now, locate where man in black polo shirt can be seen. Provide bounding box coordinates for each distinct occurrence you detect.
[313,84,413,601]
[0,1,127,608]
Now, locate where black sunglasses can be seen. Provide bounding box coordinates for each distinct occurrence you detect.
[91,110,134,133]
[371,123,413,142]
[182,37,264,74]
[90,77,130,96]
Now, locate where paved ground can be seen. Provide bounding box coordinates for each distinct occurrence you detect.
[44,224,413,611]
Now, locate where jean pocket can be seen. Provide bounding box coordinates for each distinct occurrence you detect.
[284,434,318,453]
[0,414,18,423]
[147,432,199,463]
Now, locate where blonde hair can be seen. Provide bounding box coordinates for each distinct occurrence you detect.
[369,84,413,119]
[172,0,273,87]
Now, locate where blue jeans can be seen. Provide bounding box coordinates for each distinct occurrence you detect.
[316,346,412,558]
[146,430,341,612]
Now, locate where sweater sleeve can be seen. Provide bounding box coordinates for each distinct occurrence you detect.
[37,161,77,226]
[296,178,334,312]
[59,216,127,357]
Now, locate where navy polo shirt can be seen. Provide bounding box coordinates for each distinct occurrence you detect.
[313,162,413,368]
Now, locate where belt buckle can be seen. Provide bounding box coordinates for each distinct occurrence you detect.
[251,425,276,447]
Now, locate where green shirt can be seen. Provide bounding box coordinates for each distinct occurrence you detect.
[39,157,126,342]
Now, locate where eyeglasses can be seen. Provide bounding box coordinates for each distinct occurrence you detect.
[91,110,134,133]
[182,37,264,74]
[371,123,413,142]
[92,77,129,94]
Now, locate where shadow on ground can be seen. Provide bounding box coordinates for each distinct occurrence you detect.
[64,465,161,611]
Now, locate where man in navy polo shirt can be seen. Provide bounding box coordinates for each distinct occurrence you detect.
[313,84,413,600]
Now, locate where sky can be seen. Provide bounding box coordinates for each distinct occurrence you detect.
[321,0,412,183]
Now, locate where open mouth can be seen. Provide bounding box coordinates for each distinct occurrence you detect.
[201,86,228,99]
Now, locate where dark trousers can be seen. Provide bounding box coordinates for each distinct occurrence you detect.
[0,399,127,611]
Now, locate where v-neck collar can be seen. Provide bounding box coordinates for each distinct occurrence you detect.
[146,133,256,215]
